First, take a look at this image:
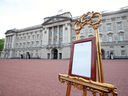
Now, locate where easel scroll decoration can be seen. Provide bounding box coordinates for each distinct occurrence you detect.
[74,11,101,40]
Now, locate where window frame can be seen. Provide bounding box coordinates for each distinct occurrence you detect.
[117,23,121,29]
[119,35,123,41]
[107,25,111,30]
[121,50,125,56]
[108,35,112,42]
[89,27,92,32]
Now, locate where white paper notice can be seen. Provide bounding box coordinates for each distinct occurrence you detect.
[71,41,92,78]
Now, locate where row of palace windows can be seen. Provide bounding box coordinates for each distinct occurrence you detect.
[50,31,63,37]
[100,35,124,42]
[17,42,39,48]
[17,35,40,42]
[106,17,121,21]
[6,36,12,43]
[108,50,126,56]
[73,23,122,34]
[49,40,63,45]
[6,44,11,49]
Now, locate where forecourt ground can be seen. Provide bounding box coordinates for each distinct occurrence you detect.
[0,59,128,96]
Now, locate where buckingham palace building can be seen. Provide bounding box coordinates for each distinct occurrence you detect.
[1,7,128,59]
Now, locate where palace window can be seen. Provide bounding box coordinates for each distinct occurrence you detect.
[106,19,110,21]
[61,31,63,35]
[32,43,34,47]
[89,28,92,32]
[51,32,52,37]
[121,50,125,56]
[55,41,57,45]
[56,32,57,36]
[107,25,111,30]
[37,35,39,39]
[117,23,121,29]
[20,44,22,48]
[61,40,63,44]
[28,36,30,40]
[80,29,84,33]
[99,26,101,31]
[36,42,38,47]
[108,35,112,42]
[17,44,18,48]
[119,35,123,41]
[73,30,75,34]
[117,17,120,19]
[28,43,29,48]
[110,46,113,48]
[36,53,38,57]
[31,53,33,57]
[100,36,102,42]
[24,44,25,48]
[24,37,26,41]
[50,41,52,45]
[33,35,34,40]
[21,37,22,41]
[121,46,124,48]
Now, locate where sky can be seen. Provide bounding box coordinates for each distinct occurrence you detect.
[0,0,127,39]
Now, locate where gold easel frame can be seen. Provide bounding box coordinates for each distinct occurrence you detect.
[58,12,117,96]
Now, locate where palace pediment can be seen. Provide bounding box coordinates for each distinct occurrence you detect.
[42,16,71,25]
[42,12,72,25]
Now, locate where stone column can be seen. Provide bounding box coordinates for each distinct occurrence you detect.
[42,31,44,46]
[42,28,45,46]
[4,36,6,49]
[67,23,71,43]
[65,24,68,44]
[30,33,32,41]
[52,27,54,44]
[63,25,65,44]
[39,33,41,47]
[46,28,49,45]
[12,33,16,49]
[10,33,16,58]
[57,26,59,44]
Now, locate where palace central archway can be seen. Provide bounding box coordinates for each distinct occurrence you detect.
[51,49,58,59]
[53,49,58,59]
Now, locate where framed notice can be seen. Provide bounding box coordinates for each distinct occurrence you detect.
[68,37,96,81]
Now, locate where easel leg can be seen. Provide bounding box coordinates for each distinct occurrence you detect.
[66,84,71,96]
[83,90,87,96]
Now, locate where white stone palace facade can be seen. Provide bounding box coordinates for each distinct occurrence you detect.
[1,7,128,59]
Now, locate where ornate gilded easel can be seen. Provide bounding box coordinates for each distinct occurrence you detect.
[58,12,117,96]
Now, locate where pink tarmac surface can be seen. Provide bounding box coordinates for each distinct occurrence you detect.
[0,59,128,96]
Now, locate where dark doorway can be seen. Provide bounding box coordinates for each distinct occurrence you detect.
[27,52,30,59]
[53,49,58,59]
[101,49,105,59]
[47,53,50,59]
[59,53,62,59]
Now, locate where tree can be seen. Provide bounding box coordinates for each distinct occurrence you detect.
[0,38,5,51]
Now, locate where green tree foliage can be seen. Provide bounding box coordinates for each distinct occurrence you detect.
[0,38,5,51]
